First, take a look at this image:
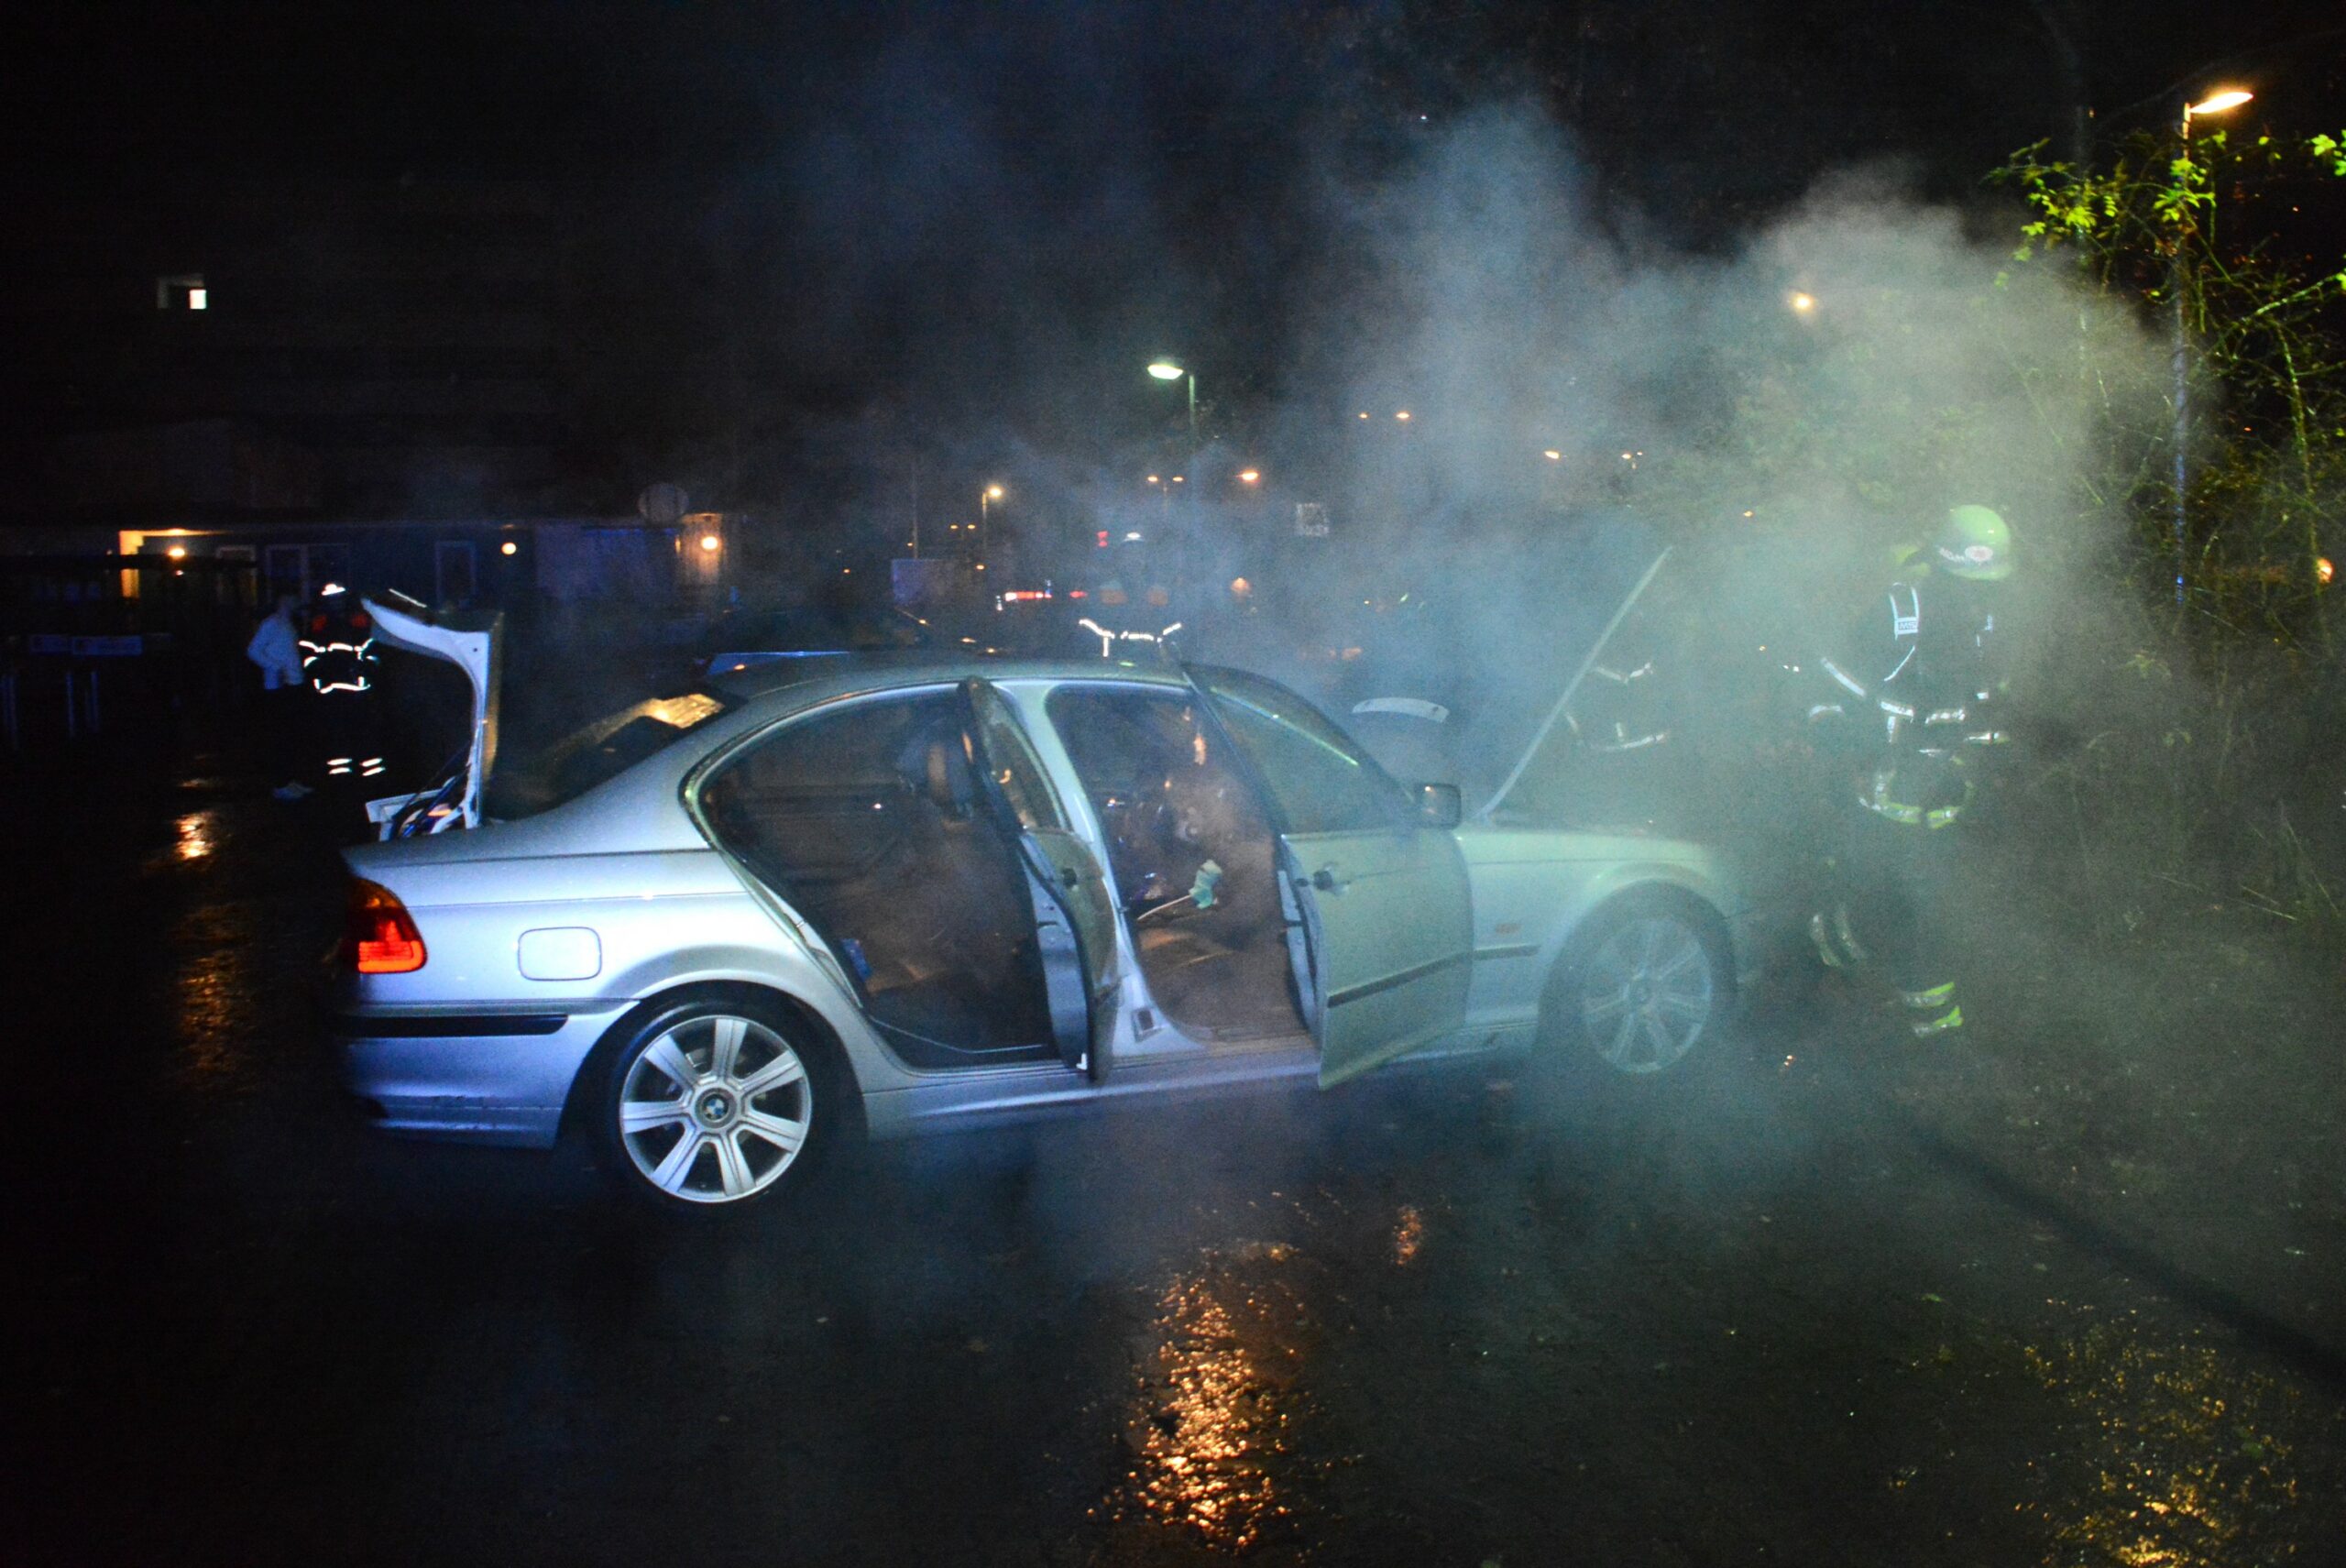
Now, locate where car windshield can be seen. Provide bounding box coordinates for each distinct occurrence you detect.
[486,688,735,818]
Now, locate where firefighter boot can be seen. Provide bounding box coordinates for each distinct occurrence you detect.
[1808,905,1869,972]
[1900,981,1963,1039]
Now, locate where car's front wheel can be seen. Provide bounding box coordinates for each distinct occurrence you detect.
[591,992,840,1213]
[1546,894,1732,1075]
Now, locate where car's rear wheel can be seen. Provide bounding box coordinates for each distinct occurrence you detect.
[591,992,839,1213]
[1546,894,1731,1075]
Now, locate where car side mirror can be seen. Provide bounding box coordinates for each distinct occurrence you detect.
[1415,782,1462,829]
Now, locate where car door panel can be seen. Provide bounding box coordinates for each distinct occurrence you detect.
[962,681,1124,1081]
[1283,827,1474,1085]
[1191,667,1474,1087]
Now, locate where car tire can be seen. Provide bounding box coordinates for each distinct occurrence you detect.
[1541,892,1734,1077]
[588,990,844,1215]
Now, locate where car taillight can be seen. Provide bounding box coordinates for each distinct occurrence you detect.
[347,879,427,973]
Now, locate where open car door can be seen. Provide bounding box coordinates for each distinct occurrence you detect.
[1193,667,1473,1087]
[361,595,502,837]
[960,680,1124,1081]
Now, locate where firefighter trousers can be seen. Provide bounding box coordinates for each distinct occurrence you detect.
[1814,805,1968,1036]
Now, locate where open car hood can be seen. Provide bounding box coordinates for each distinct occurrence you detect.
[1334,538,1671,823]
[1472,545,1670,821]
[363,596,502,831]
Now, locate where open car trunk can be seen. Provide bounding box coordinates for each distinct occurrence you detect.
[361,597,502,837]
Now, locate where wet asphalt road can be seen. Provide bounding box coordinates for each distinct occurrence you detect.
[8,733,2344,1567]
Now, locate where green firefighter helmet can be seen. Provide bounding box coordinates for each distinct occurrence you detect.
[1934,504,2013,581]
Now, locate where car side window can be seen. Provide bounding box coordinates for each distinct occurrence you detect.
[965,684,1068,834]
[1199,668,1410,835]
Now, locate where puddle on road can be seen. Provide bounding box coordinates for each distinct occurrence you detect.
[1099,1241,1330,1555]
[170,903,263,1087]
[173,810,219,862]
[2024,1308,2336,1566]
[140,809,226,874]
[1391,1204,1426,1266]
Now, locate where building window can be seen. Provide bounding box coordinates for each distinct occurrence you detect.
[157,273,206,310]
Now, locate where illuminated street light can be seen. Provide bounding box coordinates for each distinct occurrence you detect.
[1789,291,1817,314]
[1395,410,1411,422]
[499,540,519,556]
[2187,87,2253,116]
[1238,469,1260,484]
[979,483,1003,560]
[1542,449,1562,461]
[167,544,188,560]
[1146,360,1197,440]
[698,533,720,553]
[2172,85,2253,604]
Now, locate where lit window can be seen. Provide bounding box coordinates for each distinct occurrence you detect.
[156,273,206,311]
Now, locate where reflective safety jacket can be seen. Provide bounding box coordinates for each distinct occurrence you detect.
[1566,657,1672,755]
[1809,574,2008,828]
[302,605,379,697]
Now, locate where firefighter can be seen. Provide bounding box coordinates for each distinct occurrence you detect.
[301,587,387,798]
[1805,504,2014,1038]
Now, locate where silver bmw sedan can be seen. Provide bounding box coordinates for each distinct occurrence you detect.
[329,600,1760,1214]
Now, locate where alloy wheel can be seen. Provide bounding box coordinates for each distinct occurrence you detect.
[616,1014,812,1202]
[1575,914,1716,1074]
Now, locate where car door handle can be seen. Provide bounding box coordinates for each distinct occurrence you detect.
[1310,865,1350,894]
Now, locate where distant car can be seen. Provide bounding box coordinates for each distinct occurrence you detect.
[689,601,929,680]
[332,600,1764,1213]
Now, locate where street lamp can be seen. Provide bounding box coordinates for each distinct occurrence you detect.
[1147,360,1197,442]
[2171,85,2253,605]
[981,483,1003,559]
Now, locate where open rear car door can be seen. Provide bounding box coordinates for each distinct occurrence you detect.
[960,680,1124,1081]
[361,596,502,838]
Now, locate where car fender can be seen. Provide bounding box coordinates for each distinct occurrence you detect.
[1529,860,1738,977]
[597,941,919,1098]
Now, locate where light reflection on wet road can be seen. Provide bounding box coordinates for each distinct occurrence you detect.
[2027,1312,2314,1567]
[8,751,2343,1566]
[1113,1245,1316,1552]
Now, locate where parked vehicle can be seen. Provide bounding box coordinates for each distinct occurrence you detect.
[334,600,1764,1213]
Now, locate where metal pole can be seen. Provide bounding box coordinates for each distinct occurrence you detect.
[1186,374,1198,444]
[2172,106,2193,607]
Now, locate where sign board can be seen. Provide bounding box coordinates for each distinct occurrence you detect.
[71,635,146,657]
[1295,502,1330,538]
[27,634,70,655]
[892,557,957,608]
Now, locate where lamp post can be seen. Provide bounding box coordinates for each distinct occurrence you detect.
[980,484,1003,562]
[1147,360,1197,443]
[2171,86,2252,606]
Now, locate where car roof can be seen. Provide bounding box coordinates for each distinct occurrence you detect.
[707,651,1195,705]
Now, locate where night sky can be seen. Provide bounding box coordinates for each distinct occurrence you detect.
[5,1,2341,507]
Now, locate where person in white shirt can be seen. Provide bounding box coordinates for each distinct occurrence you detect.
[247,591,312,800]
